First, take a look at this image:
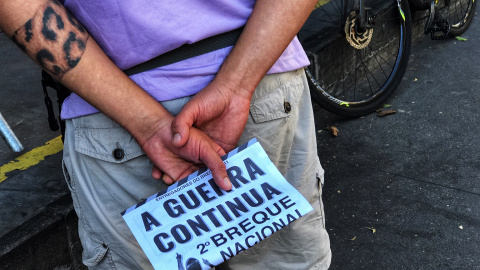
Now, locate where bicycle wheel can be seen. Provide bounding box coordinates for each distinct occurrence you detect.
[441,0,476,36]
[298,0,412,117]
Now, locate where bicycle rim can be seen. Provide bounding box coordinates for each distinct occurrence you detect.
[442,0,476,36]
[298,0,411,117]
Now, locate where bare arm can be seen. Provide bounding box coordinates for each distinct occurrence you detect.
[172,0,317,152]
[218,0,317,95]
[0,0,232,190]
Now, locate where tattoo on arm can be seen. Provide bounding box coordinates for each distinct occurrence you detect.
[12,0,89,78]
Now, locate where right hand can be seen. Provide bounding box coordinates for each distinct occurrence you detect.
[138,115,232,190]
[171,76,252,154]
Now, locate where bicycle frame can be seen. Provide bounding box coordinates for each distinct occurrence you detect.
[358,0,367,27]
[420,0,476,39]
[355,0,406,30]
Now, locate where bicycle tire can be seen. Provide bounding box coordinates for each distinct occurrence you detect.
[298,0,412,117]
[442,0,476,36]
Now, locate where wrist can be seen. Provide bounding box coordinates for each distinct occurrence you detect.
[127,107,174,148]
[212,67,258,101]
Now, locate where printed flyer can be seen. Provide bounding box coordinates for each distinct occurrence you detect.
[122,138,313,270]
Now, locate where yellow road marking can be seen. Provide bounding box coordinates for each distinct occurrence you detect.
[0,135,63,183]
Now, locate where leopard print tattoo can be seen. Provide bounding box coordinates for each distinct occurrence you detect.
[12,0,89,78]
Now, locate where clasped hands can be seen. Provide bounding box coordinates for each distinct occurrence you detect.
[139,80,252,191]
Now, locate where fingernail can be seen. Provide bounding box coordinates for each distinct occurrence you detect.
[223,177,232,190]
[173,133,181,144]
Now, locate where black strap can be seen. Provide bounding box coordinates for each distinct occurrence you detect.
[41,70,71,140]
[124,27,244,76]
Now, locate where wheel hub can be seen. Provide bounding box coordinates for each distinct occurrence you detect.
[345,11,373,50]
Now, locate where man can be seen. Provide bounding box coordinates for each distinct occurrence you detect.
[0,0,331,269]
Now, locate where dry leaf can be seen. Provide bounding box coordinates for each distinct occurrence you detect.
[377,109,397,117]
[326,126,339,136]
[350,236,356,241]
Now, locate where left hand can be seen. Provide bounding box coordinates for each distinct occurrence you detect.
[138,113,231,190]
[171,78,252,153]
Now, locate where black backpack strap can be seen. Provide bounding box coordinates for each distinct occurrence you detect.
[42,70,70,140]
[124,27,243,76]
[40,28,243,139]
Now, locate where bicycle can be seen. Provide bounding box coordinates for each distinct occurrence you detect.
[299,0,475,118]
[424,0,476,39]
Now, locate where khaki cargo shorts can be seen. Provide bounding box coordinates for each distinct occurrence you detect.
[62,68,331,269]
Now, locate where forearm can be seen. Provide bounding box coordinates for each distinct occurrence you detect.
[215,0,317,97]
[61,39,173,144]
[0,0,170,144]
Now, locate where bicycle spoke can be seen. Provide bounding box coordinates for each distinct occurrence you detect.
[445,0,475,33]
[354,51,358,100]
[341,37,346,99]
[356,49,381,96]
[369,34,402,62]
[319,10,343,31]
[367,44,391,80]
[329,0,343,16]
[459,1,466,22]
[304,17,338,26]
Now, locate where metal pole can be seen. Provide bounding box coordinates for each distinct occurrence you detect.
[0,113,24,152]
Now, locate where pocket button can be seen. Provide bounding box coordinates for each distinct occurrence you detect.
[113,148,125,160]
[284,102,292,113]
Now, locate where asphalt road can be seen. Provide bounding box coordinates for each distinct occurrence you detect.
[0,30,67,238]
[314,15,480,270]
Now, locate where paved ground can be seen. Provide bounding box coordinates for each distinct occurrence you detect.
[0,32,79,269]
[315,15,480,270]
[0,28,67,238]
[0,7,479,270]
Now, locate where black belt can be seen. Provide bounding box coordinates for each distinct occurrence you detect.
[123,27,244,76]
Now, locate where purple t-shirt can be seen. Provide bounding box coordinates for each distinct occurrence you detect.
[60,0,310,119]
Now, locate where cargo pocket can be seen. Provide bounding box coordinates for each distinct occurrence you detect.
[79,224,110,267]
[72,125,146,268]
[240,70,305,175]
[74,126,144,163]
[249,75,304,124]
[64,162,111,267]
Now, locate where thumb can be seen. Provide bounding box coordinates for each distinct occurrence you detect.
[171,109,195,147]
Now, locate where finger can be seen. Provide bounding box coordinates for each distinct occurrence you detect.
[152,166,163,180]
[162,174,175,185]
[198,140,231,191]
[174,164,203,181]
[155,160,202,185]
[171,106,196,148]
[152,167,175,185]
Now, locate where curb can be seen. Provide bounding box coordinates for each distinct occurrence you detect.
[0,194,85,270]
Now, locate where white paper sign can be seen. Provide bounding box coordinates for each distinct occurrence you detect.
[122,138,313,270]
